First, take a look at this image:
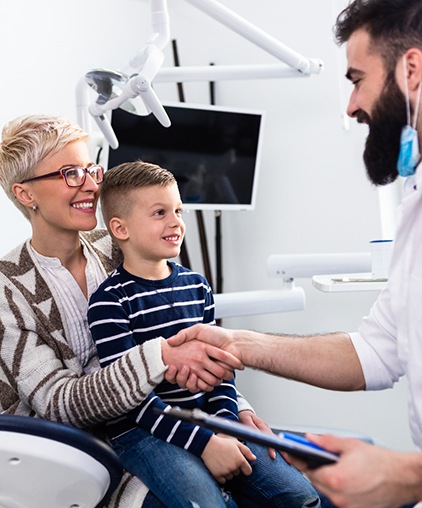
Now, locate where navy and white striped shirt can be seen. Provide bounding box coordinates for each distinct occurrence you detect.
[88,261,238,457]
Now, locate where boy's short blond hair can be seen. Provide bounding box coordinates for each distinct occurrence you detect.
[100,160,177,235]
[0,114,88,220]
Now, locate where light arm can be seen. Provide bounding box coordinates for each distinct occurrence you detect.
[86,0,171,148]
[80,0,323,149]
[185,0,322,75]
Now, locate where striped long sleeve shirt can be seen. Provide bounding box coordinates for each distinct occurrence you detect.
[88,261,239,457]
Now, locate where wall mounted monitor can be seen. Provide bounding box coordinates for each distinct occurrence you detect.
[104,102,265,211]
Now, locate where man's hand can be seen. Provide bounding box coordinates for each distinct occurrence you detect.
[168,324,241,359]
[162,337,243,392]
[287,434,421,508]
[239,410,277,460]
[201,434,256,484]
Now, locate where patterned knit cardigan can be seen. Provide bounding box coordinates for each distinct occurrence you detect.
[0,229,167,507]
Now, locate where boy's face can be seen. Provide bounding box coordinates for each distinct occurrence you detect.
[121,182,185,263]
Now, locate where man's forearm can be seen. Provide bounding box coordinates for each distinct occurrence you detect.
[167,324,365,392]
[232,329,366,391]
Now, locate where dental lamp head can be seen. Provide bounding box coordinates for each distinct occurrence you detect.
[85,69,151,116]
[83,1,171,151]
[85,68,171,150]
[85,68,147,149]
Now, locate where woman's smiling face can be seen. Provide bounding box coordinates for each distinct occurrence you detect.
[25,140,101,234]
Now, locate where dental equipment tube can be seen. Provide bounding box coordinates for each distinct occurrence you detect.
[267,252,372,282]
[214,287,306,319]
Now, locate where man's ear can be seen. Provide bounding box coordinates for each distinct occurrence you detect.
[403,48,422,92]
[12,183,35,209]
[109,217,129,241]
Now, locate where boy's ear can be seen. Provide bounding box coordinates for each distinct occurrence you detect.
[109,217,129,241]
[12,183,35,209]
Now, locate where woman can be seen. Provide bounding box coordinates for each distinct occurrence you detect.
[0,114,254,507]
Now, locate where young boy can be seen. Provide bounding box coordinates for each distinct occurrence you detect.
[88,161,324,508]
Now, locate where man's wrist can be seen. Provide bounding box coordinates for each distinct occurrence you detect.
[404,451,422,502]
[232,329,260,366]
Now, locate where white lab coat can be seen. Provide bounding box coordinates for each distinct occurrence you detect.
[350,163,422,450]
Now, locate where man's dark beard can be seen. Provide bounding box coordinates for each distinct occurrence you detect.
[361,77,408,186]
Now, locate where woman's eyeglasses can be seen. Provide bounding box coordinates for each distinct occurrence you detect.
[20,165,104,188]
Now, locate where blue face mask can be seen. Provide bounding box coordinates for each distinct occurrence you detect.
[397,56,422,177]
[397,124,420,177]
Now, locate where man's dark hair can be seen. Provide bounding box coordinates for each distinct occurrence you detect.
[335,0,422,73]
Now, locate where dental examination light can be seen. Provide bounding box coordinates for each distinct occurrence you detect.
[78,0,323,149]
[83,0,171,149]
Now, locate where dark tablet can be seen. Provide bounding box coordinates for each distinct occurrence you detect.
[157,407,339,469]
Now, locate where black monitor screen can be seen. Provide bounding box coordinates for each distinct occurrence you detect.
[105,102,265,210]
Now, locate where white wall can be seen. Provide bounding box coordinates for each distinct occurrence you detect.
[0,0,413,450]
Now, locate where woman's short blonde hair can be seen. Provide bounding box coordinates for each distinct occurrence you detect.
[0,114,88,219]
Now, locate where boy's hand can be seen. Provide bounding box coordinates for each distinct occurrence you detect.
[201,434,256,484]
[162,338,242,392]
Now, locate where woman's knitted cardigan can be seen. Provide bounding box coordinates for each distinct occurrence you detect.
[0,229,166,507]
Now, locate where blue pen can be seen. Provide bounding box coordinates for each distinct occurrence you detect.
[279,432,332,452]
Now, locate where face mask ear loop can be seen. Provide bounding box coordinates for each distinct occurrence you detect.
[412,80,422,130]
[404,57,411,125]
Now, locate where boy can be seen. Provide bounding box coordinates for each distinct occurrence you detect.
[88,161,324,507]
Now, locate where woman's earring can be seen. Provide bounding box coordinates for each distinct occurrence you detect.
[32,204,37,211]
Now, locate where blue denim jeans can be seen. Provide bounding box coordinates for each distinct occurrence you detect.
[112,427,328,508]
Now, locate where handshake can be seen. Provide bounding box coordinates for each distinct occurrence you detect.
[161,324,243,392]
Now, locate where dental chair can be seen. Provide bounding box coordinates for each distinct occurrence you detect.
[0,414,123,508]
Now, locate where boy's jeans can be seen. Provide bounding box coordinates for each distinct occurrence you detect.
[112,426,325,508]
